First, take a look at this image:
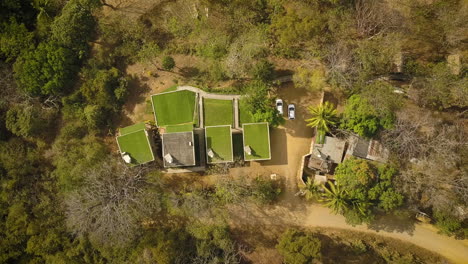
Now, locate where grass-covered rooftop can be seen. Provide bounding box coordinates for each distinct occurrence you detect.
[242,123,271,161]
[239,99,254,125]
[151,90,197,127]
[205,125,233,163]
[117,127,154,165]
[203,98,233,127]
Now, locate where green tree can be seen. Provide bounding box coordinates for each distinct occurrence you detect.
[340,94,394,138]
[244,81,284,127]
[0,18,34,61]
[137,42,161,66]
[320,182,349,214]
[14,41,77,96]
[276,229,322,264]
[50,0,96,57]
[303,179,321,201]
[162,56,176,71]
[355,34,400,80]
[306,101,338,133]
[80,67,127,110]
[251,177,281,204]
[378,189,404,212]
[293,66,327,92]
[411,63,468,109]
[83,105,108,130]
[250,59,275,82]
[433,210,464,237]
[335,158,376,191]
[5,104,54,138]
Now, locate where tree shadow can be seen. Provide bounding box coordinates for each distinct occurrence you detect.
[179,66,200,78]
[123,75,151,113]
[367,211,417,235]
[262,128,288,166]
[317,232,386,264]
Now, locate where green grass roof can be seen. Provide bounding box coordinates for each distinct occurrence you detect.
[243,123,271,161]
[117,130,154,165]
[239,99,254,125]
[165,124,193,133]
[205,126,233,163]
[151,90,197,127]
[203,98,233,127]
[120,122,146,135]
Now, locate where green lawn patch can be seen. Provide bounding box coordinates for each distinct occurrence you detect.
[165,124,193,133]
[120,122,146,135]
[117,130,154,165]
[243,123,271,161]
[239,99,254,125]
[205,126,233,163]
[203,98,233,127]
[152,90,196,126]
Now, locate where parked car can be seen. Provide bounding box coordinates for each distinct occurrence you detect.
[276,99,284,115]
[288,104,295,120]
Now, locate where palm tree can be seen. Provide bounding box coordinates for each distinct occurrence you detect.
[306,102,338,133]
[319,182,349,214]
[303,178,321,201]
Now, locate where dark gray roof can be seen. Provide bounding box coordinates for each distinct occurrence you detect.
[352,138,370,159]
[162,132,196,167]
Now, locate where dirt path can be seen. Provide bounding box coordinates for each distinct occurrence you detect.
[229,83,468,264]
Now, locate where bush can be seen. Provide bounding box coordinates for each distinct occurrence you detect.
[251,177,281,204]
[162,56,175,71]
[83,105,107,130]
[434,210,464,237]
[276,229,321,264]
[340,94,394,138]
[244,81,284,127]
[250,59,275,82]
[5,104,55,138]
[293,66,327,92]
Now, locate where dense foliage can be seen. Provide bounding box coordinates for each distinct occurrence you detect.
[0,0,466,262]
[320,159,404,226]
[276,229,322,264]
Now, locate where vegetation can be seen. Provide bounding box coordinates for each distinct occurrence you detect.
[203,98,234,127]
[0,0,466,262]
[276,229,322,264]
[151,90,196,126]
[306,101,338,133]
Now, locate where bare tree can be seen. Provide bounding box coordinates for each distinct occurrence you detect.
[354,0,402,38]
[65,160,162,247]
[380,111,432,160]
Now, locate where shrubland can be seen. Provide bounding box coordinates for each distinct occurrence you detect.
[0,0,466,262]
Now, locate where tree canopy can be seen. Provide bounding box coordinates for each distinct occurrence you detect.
[14,41,77,96]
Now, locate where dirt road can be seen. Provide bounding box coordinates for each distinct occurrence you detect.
[230,84,468,264]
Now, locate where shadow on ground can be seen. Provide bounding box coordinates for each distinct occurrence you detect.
[367,211,417,235]
[263,128,288,166]
[123,75,152,113]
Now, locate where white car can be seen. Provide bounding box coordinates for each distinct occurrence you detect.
[288,104,295,120]
[276,99,284,115]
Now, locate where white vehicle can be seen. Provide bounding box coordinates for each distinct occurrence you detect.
[288,104,295,120]
[276,99,284,115]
